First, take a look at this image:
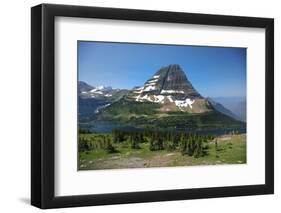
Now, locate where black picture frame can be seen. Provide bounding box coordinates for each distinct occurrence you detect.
[31,3,274,209]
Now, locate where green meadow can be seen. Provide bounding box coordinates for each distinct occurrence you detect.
[78,130,246,170]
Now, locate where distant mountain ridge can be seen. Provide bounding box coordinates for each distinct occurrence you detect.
[79,81,121,99]
[78,81,128,122]
[207,97,241,121]
[211,97,246,122]
[78,81,94,93]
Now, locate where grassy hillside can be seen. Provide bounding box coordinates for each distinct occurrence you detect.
[97,98,246,131]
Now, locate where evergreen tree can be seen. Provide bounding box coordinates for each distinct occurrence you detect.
[130,133,141,149]
[194,138,203,158]
[106,142,118,153]
[180,134,187,155]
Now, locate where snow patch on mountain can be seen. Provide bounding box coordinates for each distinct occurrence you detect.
[143,85,156,92]
[147,79,158,83]
[95,103,111,113]
[96,85,105,90]
[160,90,185,94]
[135,93,195,110]
[89,88,98,93]
[133,87,144,94]
[136,94,153,102]
[136,94,165,103]
[154,95,165,103]
[175,98,195,109]
[90,90,103,94]
[167,95,173,102]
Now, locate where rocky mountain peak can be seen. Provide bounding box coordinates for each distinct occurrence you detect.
[137,64,201,98]
[78,81,94,93]
[131,64,211,113]
[79,82,126,99]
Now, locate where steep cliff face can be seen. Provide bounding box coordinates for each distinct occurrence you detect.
[152,64,201,97]
[130,64,212,113]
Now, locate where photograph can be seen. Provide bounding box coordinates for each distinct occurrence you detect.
[29,3,274,209]
[78,41,247,170]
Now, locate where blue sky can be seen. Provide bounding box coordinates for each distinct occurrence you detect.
[78,41,246,98]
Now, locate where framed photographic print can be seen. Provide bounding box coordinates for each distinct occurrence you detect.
[31,3,274,209]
